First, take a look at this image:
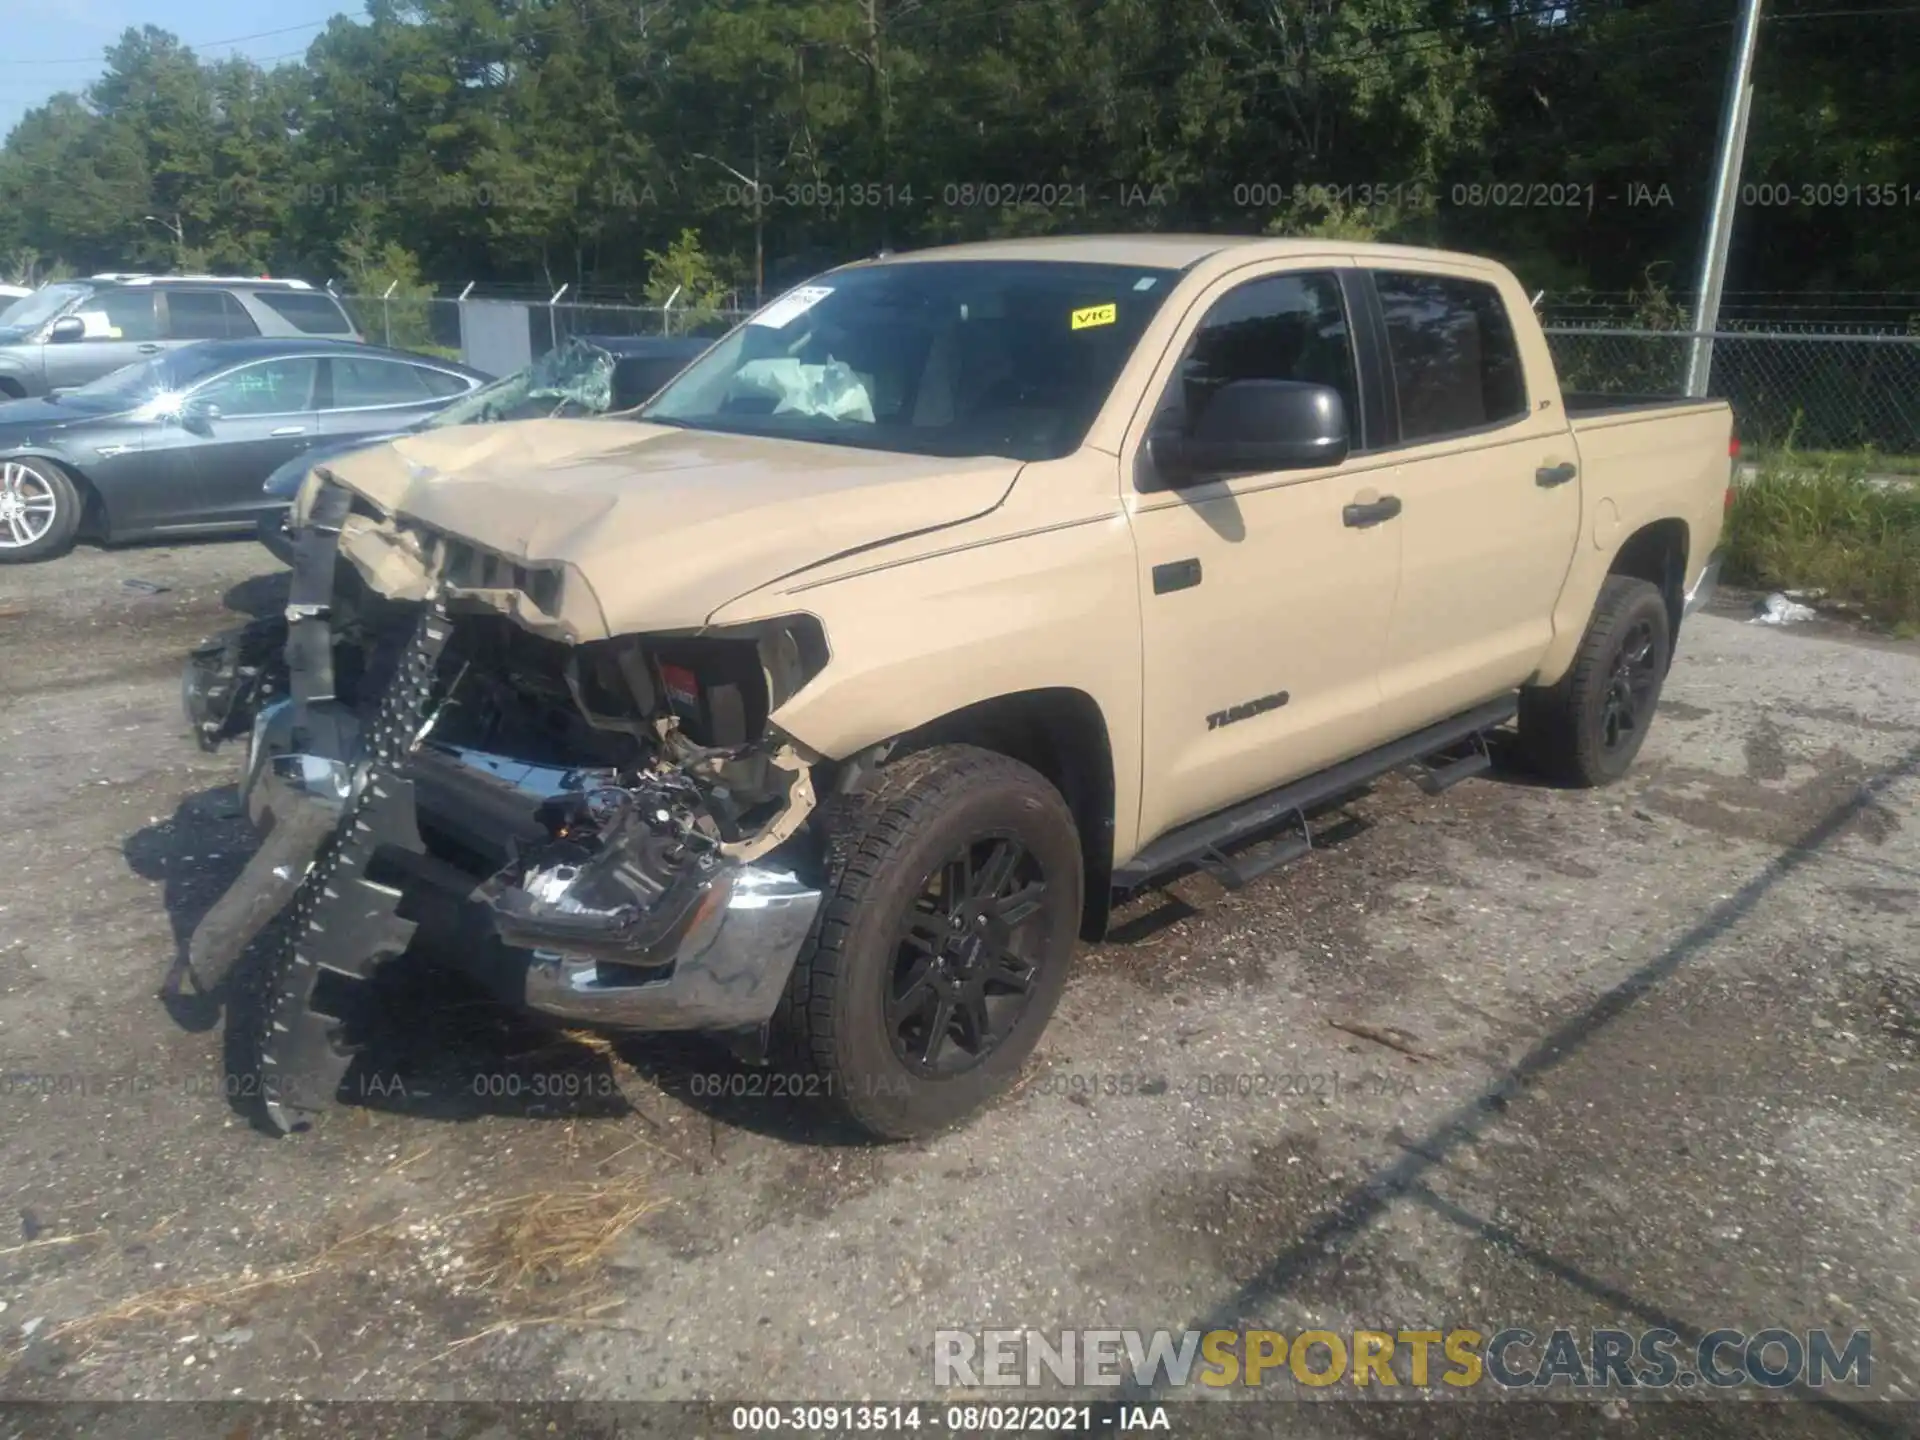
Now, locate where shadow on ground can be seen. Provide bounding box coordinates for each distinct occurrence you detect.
[1125,738,1920,1438]
[120,786,877,1146]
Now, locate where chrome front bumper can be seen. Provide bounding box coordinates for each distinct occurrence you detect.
[1684,550,1724,616]
[517,865,822,1031]
[226,698,822,1033]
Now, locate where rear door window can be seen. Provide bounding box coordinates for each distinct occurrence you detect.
[1370,272,1526,443]
[164,289,260,340]
[253,290,356,336]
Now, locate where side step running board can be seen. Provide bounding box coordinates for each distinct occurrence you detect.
[1407,730,1494,796]
[1112,694,1517,893]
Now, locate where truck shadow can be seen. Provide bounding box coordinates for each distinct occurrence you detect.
[122,786,258,1033]
[332,954,871,1146]
[222,566,290,619]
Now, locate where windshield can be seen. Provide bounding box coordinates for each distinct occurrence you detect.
[1,282,92,334]
[57,348,233,411]
[426,337,617,428]
[640,260,1176,461]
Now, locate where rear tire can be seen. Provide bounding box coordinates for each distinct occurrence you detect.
[1518,575,1672,786]
[0,456,83,563]
[775,744,1083,1139]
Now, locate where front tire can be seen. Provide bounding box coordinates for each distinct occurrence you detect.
[1518,575,1673,786]
[0,457,82,563]
[777,745,1084,1139]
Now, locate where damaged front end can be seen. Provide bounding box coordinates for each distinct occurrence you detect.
[180,476,829,1133]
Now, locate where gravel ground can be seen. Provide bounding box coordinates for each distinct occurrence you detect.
[1,540,1917,1438]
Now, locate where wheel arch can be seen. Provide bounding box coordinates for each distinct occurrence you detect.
[843,687,1118,941]
[1606,517,1690,652]
[2,449,106,542]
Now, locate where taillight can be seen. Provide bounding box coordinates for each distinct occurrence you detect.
[1729,435,1740,458]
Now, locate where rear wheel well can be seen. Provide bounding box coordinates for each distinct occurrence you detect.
[881,689,1116,940]
[1608,519,1689,648]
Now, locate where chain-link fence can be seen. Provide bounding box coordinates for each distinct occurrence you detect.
[1544,327,1920,456]
[333,293,752,360]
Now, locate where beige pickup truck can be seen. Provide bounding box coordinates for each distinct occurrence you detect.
[180,235,1733,1138]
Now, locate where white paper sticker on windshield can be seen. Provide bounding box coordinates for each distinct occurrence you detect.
[749,284,833,329]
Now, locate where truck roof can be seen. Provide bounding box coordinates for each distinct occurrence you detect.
[865,233,1502,273]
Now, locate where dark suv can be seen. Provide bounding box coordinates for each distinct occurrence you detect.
[0,274,363,400]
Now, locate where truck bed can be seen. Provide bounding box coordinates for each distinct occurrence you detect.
[1564,391,1724,419]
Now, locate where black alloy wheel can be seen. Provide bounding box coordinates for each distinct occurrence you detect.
[1600,615,1661,755]
[886,834,1049,1076]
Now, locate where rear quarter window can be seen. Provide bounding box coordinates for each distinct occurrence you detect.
[416,366,472,398]
[1372,271,1527,443]
[252,290,356,336]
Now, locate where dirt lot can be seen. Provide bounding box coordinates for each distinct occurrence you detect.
[1,540,1918,1436]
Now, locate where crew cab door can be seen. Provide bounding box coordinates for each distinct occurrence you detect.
[1125,264,1403,847]
[1360,266,1584,734]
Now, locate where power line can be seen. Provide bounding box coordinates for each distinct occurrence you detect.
[0,16,341,67]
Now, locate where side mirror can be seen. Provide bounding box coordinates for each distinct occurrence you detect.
[179,397,221,434]
[1149,379,1350,484]
[46,316,84,344]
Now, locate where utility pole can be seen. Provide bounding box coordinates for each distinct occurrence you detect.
[1685,0,1764,397]
[751,116,764,305]
[863,0,890,251]
[692,147,763,307]
[142,213,186,270]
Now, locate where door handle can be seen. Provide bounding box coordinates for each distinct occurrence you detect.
[136,343,162,353]
[270,426,308,437]
[1342,494,1403,528]
[1152,558,1202,594]
[1536,462,1578,487]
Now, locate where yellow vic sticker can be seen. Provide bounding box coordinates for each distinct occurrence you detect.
[1071,302,1118,331]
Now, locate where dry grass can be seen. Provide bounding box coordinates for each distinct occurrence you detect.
[48,1215,414,1343]
[452,1173,663,1299]
[0,1231,106,1259]
[43,1156,661,1348]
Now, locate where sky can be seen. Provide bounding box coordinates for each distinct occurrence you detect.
[0,0,350,143]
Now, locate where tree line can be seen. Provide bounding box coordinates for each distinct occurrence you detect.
[1,0,1915,319]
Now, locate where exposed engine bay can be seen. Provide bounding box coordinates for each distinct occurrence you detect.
[181,475,834,1133]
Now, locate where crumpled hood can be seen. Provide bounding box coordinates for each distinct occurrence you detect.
[317,417,1021,636]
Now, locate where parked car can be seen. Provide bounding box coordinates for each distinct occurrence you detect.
[0,283,31,319]
[0,274,363,401]
[181,237,1732,1139]
[0,338,488,562]
[253,333,710,562]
